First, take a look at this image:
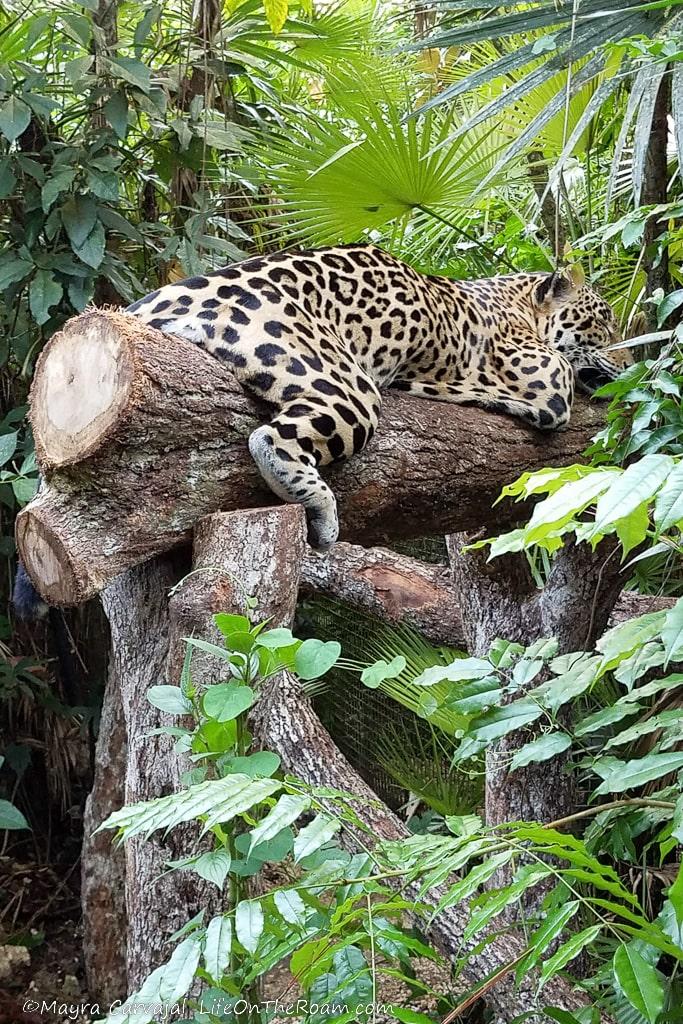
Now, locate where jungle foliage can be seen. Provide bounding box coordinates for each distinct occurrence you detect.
[3,0,683,1021]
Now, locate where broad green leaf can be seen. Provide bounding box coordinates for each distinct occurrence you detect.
[392,1011,435,1024]
[249,793,310,852]
[203,684,254,722]
[103,90,129,139]
[235,899,263,954]
[661,599,683,665]
[613,943,665,1023]
[214,613,251,639]
[75,220,106,269]
[13,477,37,505]
[157,935,202,1002]
[108,56,152,93]
[41,168,77,212]
[413,657,491,687]
[225,751,280,778]
[0,798,29,830]
[526,470,616,538]
[61,195,97,249]
[573,704,639,737]
[0,432,18,467]
[667,862,683,936]
[435,850,513,911]
[594,752,683,794]
[539,925,602,987]
[0,95,31,143]
[192,849,231,888]
[510,732,572,771]
[591,455,673,538]
[263,0,289,33]
[361,655,406,689]
[0,256,32,291]
[29,269,62,326]
[293,813,341,862]
[615,500,650,557]
[532,656,600,711]
[254,627,296,649]
[333,944,373,1008]
[294,638,341,680]
[147,685,192,715]
[274,887,307,925]
[204,915,232,981]
[654,461,683,531]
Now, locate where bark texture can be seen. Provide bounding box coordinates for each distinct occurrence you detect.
[302,540,675,645]
[18,308,605,606]
[447,534,625,879]
[81,667,127,1002]
[301,542,461,643]
[100,555,198,990]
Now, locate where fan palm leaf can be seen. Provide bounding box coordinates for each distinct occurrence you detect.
[253,89,522,245]
[412,0,683,210]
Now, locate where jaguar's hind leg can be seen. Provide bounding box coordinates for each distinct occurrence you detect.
[249,385,381,550]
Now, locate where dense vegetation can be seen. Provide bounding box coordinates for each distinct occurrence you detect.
[3,0,683,1021]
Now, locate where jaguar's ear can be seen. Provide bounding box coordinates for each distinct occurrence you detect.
[534,264,583,313]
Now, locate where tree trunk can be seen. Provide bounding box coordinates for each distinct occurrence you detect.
[18,308,604,606]
[81,667,127,1002]
[447,534,625,901]
[642,72,671,327]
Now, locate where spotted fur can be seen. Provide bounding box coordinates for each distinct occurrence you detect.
[126,245,627,548]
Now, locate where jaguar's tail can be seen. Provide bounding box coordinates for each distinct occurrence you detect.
[13,561,48,620]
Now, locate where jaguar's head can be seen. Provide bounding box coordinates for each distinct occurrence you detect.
[533,267,630,394]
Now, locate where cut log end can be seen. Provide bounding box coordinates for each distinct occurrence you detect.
[31,312,135,469]
[16,507,89,606]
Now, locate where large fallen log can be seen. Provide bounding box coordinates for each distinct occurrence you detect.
[18,308,604,607]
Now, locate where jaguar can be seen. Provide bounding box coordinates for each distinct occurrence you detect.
[126,243,625,549]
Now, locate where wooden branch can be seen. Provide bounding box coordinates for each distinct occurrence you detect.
[301,540,676,645]
[18,308,605,606]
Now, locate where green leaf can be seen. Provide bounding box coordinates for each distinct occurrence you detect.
[0,95,31,143]
[225,751,280,778]
[254,627,296,649]
[613,943,665,1023]
[61,195,97,249]
[413,657,492,687]
[74,220,106,269]
[510,732,572,771]
[249,793,310,852]
[0,432,18,467]
[392,1011,435,1024]
[594,752,683,795]
[525,901,580,967]
[0,256,32,291]
[591,456,673,538]
[294,638,341,680]
[29,269,62,326]
[0,157,16,199]
[192,849,231,888]
[615,500,650,557]
[202,684,254,722]
[147,685,192,715]
[103,90,129,139]
[108,56,152,93]
[657,289,683,327]
[274,888,307,925]
[41,168,77,212]
[293,813,341,862]
[360,655,406,689]
[235,899,263,954]
[0,798,29,830]
[204,915,231,981]
[13,477,38,505]
[263,0,289,33]
[654,461,683,532]
[158,935,202,1002]
[214,613,251,640]
[539,925,602,987]
[65,55,94,85]
[661,599,683,665]
[99,774,281,839]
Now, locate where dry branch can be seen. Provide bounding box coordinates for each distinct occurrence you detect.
[18,308,605,606]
